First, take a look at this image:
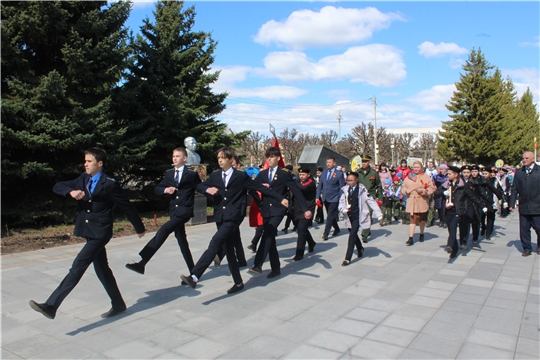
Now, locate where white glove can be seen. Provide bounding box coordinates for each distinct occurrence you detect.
[443,190,450,197]
[503,202,508,209]
[341,208,348,214]
[482,207,488,213]
[377,216,383,222]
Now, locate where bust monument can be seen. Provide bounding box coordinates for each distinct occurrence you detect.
[184,136,201,165]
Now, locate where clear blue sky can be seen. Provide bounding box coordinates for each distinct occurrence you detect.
[124,1,539,137]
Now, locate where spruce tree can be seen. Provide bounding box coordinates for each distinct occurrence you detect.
[115,0,239,185]
[438,48,502,164]
[1,1,131,226]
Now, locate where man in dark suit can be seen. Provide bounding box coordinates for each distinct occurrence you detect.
[249,147,312,278]
[125,147,201,275]
[316,157,345,240]
[509,151,540,256]
[181,147,288,294]
[29,147,145,319]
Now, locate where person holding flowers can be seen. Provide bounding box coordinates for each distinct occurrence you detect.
[401,160,437,245]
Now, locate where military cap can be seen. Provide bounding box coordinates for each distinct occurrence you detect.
[470,164,479,171]
[400,159,407,164]
[499,167,508,173]
[361,155,372,162]
[461,164,471,171]
[285,164,293,171]
[347,171,359,178]
[298,167,310,174]
[316,166,323,172]
[448,166,462,174]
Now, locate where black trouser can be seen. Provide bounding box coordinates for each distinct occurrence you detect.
[191,220,243,285]
[437,206,446,225]
[459,206,474,245]
[254,216,283,271]
[480,212,487,233]
[139,215,194,271]
[323,201,340,236]
[217,227,247,264]
[445,209,459,257]
[345,213,363,261]
[519,214,540,253]
[284,212,296,229]
[471,212,481,241]
[485,211,496,238]
[251,225,264,247]
[46,237,124,310]
[295,218,316,258]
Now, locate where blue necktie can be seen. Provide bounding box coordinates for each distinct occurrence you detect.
[223,172,227,186]
[87,178,94,195]
[327,170,331,180]
[269,168,274,184]
[174,169,180,185]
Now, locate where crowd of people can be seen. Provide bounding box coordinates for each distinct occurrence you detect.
[29,146,539,320]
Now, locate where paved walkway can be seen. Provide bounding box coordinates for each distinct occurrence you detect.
[2,211,539,359]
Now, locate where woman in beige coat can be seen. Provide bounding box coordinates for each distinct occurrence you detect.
[401,160,437,245]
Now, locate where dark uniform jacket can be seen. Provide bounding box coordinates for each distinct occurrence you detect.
[510,164,540,214]
[155,167,202,219]
[197,168,284,223]
[435,178,483,217]
[256,167,309,218]
[476,177,503,212]
[53,172,145,240]
[293,176,316,221]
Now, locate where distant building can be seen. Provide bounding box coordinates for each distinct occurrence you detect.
[385,126,442,146]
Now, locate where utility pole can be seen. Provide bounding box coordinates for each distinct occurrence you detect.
[337,107,342,140]
[373,96,378,164]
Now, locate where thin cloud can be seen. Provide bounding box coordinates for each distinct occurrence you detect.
[502,67,539,103]
[254,6,404,50]
[519,36,540,47]
[406,84,456,111]
[418,41,468,58]
[261,45,406,87]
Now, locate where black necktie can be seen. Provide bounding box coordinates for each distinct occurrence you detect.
[526,167,531,183]
[269,168,274,184]
[174,169,180,185]
[223,172,227,186]
[348,187,354,204]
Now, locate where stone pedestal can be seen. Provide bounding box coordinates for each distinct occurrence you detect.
[188,193,207,225]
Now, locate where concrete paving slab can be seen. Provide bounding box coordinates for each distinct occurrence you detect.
[2,210,537,359]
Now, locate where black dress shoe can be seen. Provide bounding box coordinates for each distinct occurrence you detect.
[29,300,56,319]
[322,234,329,240]
[449,253,458,259]
[486,235,491,240]
[406,237,414,246]
[247,243,256,252]
[101,306,127,318]
[281,228,288,234]
[442,223,448,229]
[248,265,262,274]
[522,251,532,257]
[419,234,424,242]
[460,243,467,250]
[341,260,351,266]
[238,261,248,268]
[292,255,303,261]
[181,274,197,288]
[362,237,368,243]
[481,229,486,236]
[308,242,316,253]
[445,246,452,254]
[267,270,281,279]
[227,283,244,294]
[332,230,340,236]
[125,262,145,275]
[357,248,364,258]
